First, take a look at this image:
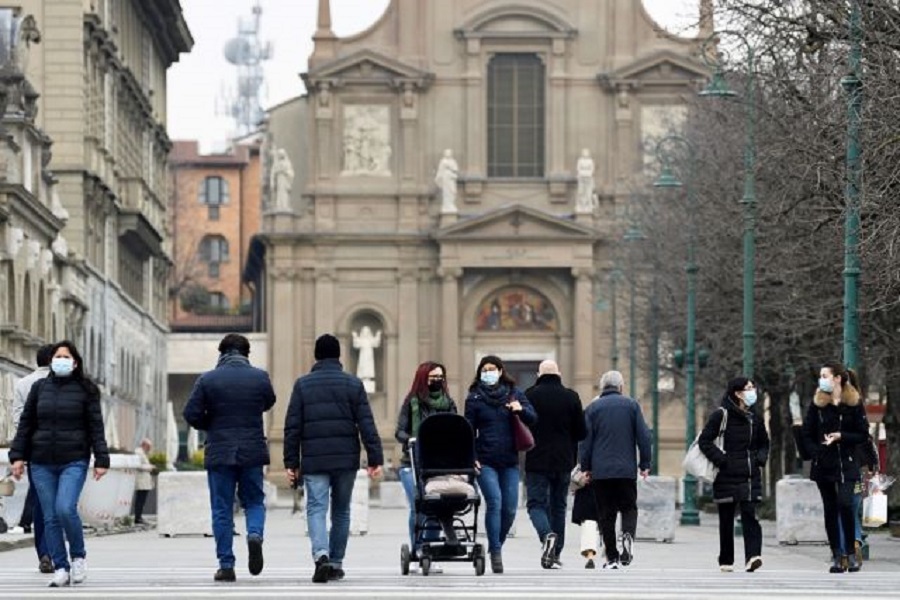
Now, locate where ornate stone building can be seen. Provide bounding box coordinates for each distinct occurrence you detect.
[1,1,191,449]
[260,0,710,477]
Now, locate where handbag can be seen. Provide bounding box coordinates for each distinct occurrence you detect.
[682,407,728,481]
[511,413,535,452]
[862,494,888,528]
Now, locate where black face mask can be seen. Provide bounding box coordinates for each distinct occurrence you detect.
[428,380,444,393]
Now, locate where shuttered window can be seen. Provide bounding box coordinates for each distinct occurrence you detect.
[487,53,545,178]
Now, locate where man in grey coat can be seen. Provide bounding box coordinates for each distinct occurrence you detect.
[580,370,651,569]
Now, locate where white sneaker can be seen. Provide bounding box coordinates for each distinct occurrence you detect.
[48,569,70,587]
[7,526,26,535]
[71,558,87,584]
[602,560,620,570]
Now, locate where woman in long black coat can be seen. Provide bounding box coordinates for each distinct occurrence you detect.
[698,377,770,573]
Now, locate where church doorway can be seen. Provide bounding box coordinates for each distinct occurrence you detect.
[504,360,541,391]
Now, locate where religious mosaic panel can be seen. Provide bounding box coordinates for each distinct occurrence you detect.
[475,286,558,332]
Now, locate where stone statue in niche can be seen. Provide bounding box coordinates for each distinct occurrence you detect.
[576,148,597,213]
[270,147,294,211]
[352,325,382,393]
[434,149,459,214]
[341,105,391,177]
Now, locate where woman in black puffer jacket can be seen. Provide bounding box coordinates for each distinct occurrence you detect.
[698,377,770,574]
[801,361,869,574]
[10,340,110,587]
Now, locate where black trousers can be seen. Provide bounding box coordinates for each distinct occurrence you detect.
[717,500,762,566]
[590,478,637,562]
[816,480,856,556]
[134,490,150,523]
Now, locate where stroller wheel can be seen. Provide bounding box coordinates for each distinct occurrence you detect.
[474,555,485,576]
[420,556,432,576]
[400,544,411,576]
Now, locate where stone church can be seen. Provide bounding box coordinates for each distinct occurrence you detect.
[256,0,711,478]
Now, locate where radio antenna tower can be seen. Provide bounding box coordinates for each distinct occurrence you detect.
[220,1,272,136]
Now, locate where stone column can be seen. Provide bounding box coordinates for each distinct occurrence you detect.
[438,267,462,396]
[464,40,483,178]
[572,267,595,401]
[397,266,419,391]
[548,39,568,177]
[315,268,336,334]
[267,263,297,486]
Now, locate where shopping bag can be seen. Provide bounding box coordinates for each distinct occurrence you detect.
[862,494,888,528]
[682,407,727,482]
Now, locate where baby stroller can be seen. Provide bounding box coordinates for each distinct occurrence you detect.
[400,413,485,576]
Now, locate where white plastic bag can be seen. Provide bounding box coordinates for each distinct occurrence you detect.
[862,494,888,528]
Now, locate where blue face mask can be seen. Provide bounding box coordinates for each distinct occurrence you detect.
[52,357,74,377]
[818,378,834,393]
[743,390,757,407]
[480,371,500,386]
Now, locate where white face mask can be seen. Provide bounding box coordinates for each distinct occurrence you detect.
[743,390,758,406]
[818,377,834,393]
[52,357,75,377]
[480,371,500,386]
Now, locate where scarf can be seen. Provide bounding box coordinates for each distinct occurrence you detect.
[478,382,511,407]
[217,351,250,367]
[409,392,452,437]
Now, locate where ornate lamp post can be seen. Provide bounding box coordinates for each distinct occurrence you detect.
[654,134,700,526]
[624,201,645,398]
[699,32,757,378]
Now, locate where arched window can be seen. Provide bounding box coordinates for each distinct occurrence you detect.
[5,264,15,325]
[22,273,32,333]
[198,235,229,278]
[199,176,229,220]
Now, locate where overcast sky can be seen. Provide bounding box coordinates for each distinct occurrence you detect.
[167,0,699,151]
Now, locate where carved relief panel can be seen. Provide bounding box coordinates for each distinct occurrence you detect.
[340,104,392,177]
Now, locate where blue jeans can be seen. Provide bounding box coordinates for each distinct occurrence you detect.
[207,466,266,569]
[526,471,569,556]
[304,470,357,568]
[838,489,863,554]
[476,465,519,554]
[25,464,48,560]
[399,467,440,552]
[30,460,89,572]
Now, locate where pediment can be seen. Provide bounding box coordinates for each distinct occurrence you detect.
[600,50,708,88]
[304,49,434,90]
[436,205,597,241]
[455,4,577,39]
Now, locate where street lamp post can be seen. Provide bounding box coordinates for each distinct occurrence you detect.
[610,267,623,370]
[841,0,862,370]
[624,215,645,398]
[654,135,700,526]
[700,32,757,379]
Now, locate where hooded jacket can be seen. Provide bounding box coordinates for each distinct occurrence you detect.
[698,397,770,503]
[800,386,869,483]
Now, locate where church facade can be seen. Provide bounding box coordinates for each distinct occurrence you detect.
[259,0,711,477]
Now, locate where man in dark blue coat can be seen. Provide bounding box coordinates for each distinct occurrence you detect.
[184,334,276,583]
[580,370,651,569]
[283,334,383,584]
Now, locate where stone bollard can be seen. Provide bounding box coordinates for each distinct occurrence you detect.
[776,476,827,544]
[637,475,677,542]
[350,468,369,535]
[157,471,212,536]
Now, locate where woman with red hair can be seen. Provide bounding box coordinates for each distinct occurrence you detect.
[394,361,457,559]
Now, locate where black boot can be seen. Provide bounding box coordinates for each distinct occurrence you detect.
[829,552,846,574]
[847,553,861,573]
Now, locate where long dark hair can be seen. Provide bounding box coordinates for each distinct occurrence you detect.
[822,361,860,392]
[50,340,98,396]
[406,361,448,401]
[468,354,517,391]
[723,376,753,405]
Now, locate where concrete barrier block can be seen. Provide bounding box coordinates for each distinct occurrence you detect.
[78,454,141,526]
[157,471,212,537]
[638,476,677,542]
[776,477,827,544]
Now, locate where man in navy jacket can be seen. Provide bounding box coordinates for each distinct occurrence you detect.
[283,333,383,583]
[580,370,651,569]
[184,334,276,583]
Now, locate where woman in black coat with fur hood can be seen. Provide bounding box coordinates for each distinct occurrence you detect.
[698,377,770,573]
[800,361,869,573]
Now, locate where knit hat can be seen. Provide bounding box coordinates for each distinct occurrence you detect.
[314,334,341,360]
